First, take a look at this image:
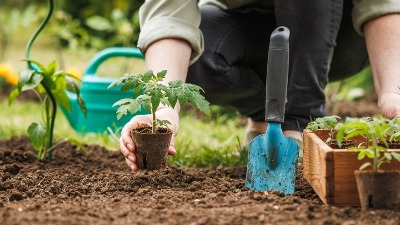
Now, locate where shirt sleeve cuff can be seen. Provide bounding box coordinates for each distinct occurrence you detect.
[352,0,400,36]
[137,17,204,65]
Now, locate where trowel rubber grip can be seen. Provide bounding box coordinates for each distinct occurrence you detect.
[265,26,290,123]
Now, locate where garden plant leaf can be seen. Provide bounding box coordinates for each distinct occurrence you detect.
[336,115,400,171]
[27,122,46,151]
[109,69,210,133]
[9,59,87,160]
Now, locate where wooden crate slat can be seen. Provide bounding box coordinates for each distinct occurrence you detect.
[303,130,334,204]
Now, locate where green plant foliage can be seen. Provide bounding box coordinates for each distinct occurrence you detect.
[306,115,342,131]
[386,117,400,143]
[306,115,342,145]
[336,116,400,172]
[8,60,86,160]
[48,0,143,50]
[108,70,211,133]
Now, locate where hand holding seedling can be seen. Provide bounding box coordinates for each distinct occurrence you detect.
[119,107,179,171]
[108,70,210,172]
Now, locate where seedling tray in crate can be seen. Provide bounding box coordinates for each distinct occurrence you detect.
[302,129,400,206]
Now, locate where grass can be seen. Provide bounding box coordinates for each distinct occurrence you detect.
[0,95,248,168]
[173,106,248,168]
[0,97,121,150]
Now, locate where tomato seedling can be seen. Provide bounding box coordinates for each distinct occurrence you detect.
[108,70,211,133]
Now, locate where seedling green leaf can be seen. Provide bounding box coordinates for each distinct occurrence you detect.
[109,70,211,133]
[113,98,139,120]
[150,87,163,111]
[115,104,130,120]
[392,152,400,161]
[187,89,210,116]
[359,162,372,171]
[112,98,134,107]
[336,115,400,171]
[306,115,341,146]
[156,119,172,127]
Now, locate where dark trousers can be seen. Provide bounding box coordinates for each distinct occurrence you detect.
[187,1,369,131]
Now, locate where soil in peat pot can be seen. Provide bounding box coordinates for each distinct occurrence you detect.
[0,136,399,225]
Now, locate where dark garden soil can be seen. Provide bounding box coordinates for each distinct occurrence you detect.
[1,89,399,224]
[1,136,399,225]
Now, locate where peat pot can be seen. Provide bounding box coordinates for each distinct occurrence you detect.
[130,127,172,170]
[303,129,400,206]
[355,170,400,211]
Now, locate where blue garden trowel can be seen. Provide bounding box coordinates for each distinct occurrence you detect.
[245,26,299,195]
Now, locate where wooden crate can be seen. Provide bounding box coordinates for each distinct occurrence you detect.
[302,129,400,206]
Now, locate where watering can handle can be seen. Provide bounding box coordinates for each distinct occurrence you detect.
[84,47,144,76]
[265,26,290,123]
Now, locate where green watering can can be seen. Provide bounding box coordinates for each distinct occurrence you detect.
[61,47,148,134]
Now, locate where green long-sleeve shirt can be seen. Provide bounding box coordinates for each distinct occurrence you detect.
[138,0,400,64]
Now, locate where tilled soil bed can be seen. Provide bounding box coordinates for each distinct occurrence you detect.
[1,136,399,225]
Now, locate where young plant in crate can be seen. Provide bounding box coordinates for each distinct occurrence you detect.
[336,116,400,210]
[108,69,210,170]
[385,116,400,148]
[8,60,87,161]
[306,115,343,147]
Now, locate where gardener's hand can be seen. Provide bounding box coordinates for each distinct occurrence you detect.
[120,107,179,172]
[378,93,400,119]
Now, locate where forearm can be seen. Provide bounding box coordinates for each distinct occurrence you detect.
[145,38,192,113]
[138,0,203,64]
[364,14,400,97]
[145,38,191,83]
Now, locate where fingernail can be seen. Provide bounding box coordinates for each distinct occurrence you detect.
[130,164,135,171]
[128,155,135,162]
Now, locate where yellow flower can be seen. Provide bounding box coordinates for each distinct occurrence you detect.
[0,64,19,86]
[65,67,83,80]
[0,64,14,78]
[6,73,19,86]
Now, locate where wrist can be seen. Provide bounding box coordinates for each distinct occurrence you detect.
[157,104,180,113]
[155,106,180,135]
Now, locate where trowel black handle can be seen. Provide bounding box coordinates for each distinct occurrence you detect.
[265,26,290,123]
